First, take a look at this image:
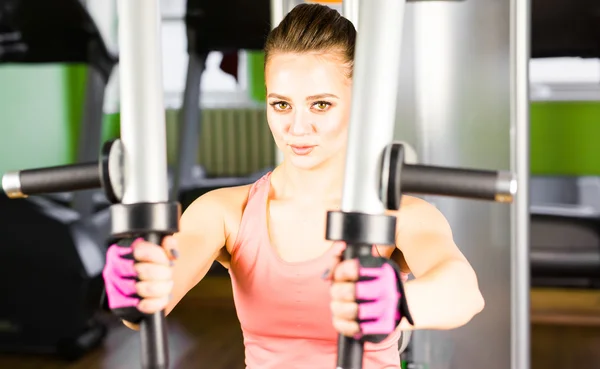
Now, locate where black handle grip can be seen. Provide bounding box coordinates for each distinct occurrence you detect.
[111,203,179,369]
[401,164,514,202]
[336,243,373,369]
[111,235,169,369]
[139,233,169,369]
[3,162,101,197]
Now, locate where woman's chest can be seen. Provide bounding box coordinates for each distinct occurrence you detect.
[230,254,337,340]
[267,203,336,263]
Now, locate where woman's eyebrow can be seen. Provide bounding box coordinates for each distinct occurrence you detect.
[306,93,339,100]
[267,93,340,100]
[267,93,290,100]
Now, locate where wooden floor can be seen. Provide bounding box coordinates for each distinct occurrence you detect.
[0,277,246,369]
[531,288,600,369]
[3,276,600,369]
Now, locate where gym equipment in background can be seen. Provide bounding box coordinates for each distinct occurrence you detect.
[529,0,600,288]
[171,0,272,210]
[0,0,117,360]
[3,0,179,367]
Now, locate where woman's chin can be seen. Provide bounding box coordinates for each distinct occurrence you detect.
[287,154,323,170]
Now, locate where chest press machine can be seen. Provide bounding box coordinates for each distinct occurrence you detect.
[1,1,524,369]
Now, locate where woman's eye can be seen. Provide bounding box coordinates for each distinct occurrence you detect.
[313,101,331,111]
[271,102,290,111]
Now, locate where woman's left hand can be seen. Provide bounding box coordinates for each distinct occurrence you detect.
[328,258,362,337]
[325,245,411,339]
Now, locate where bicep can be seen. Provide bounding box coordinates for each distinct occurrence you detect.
[166,190,229,314]
[394,198,467,279]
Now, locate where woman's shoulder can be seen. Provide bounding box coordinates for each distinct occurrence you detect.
[183,184,253,223]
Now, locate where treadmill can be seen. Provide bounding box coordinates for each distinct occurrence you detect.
[0,0,118,360]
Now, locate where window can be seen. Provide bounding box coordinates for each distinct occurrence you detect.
[88,0,255,112]
[161,19,252,110]
[530,58,600,101]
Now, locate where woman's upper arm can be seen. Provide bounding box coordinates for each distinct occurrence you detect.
[166,188,234,313]
[394,197,467,279]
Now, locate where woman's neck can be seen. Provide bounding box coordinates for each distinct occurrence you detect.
[272,158,345,204]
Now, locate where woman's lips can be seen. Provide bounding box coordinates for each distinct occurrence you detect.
[290,145,315,156]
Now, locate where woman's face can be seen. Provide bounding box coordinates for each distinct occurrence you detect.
[265,52,352,170]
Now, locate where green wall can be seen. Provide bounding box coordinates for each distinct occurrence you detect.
[530,101,600,176]
[0,65,74,174]
[0,64,123,176]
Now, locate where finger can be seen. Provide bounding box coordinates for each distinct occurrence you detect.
[133,241,170,265]
[136,280,174,299]
[162,235,180,260]
[330,282,356,302]
[330,300,358,321]
[321,242,347,281]
[332,317,360,337]
[137,296,170,314]
[332,259,359,282]
[135,263,173,282]
[401,272,410,283]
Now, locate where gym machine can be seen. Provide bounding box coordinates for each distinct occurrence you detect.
[2,2,522,369]
[0,0,117,359]
[3,0,178,368]
[529,0,600,288]
[317,0,521,368]
[171,0,272,209]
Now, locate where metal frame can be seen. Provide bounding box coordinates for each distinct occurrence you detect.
[72,67,110,217]
[340,0,406,214]
[171,52,208,200]
[510,0,531,368]
[116,0,171,368]
[270,0,287,165]
[113,0,529,368]
[117,0,169,205]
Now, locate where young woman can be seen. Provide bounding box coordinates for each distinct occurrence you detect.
[102,4,485,368]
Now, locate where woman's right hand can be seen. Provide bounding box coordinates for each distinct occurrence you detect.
[102,236,179,322]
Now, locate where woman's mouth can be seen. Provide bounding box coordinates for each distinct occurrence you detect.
[290,145,315,156]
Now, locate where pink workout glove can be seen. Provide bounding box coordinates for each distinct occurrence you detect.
[354,256,414,343]
[102,238,146,324]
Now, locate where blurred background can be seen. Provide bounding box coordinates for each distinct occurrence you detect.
[0,0,599,368]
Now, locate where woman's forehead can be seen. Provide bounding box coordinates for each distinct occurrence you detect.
[266,53,349,97]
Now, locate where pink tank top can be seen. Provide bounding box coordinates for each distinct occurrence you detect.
[229,173,402,369]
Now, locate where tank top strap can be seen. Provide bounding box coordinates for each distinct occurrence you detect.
[229,172,272,260]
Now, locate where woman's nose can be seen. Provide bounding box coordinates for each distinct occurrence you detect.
[289,111,313,135]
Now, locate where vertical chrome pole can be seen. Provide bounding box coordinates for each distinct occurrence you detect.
[270,0,287,165]
[117,0,169,205]
[116,0,171,368]
[342,0,360,28]
[335,1,407,367]
[341,0,406,214]
[270,0,286,27]
[510,0,530,368]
